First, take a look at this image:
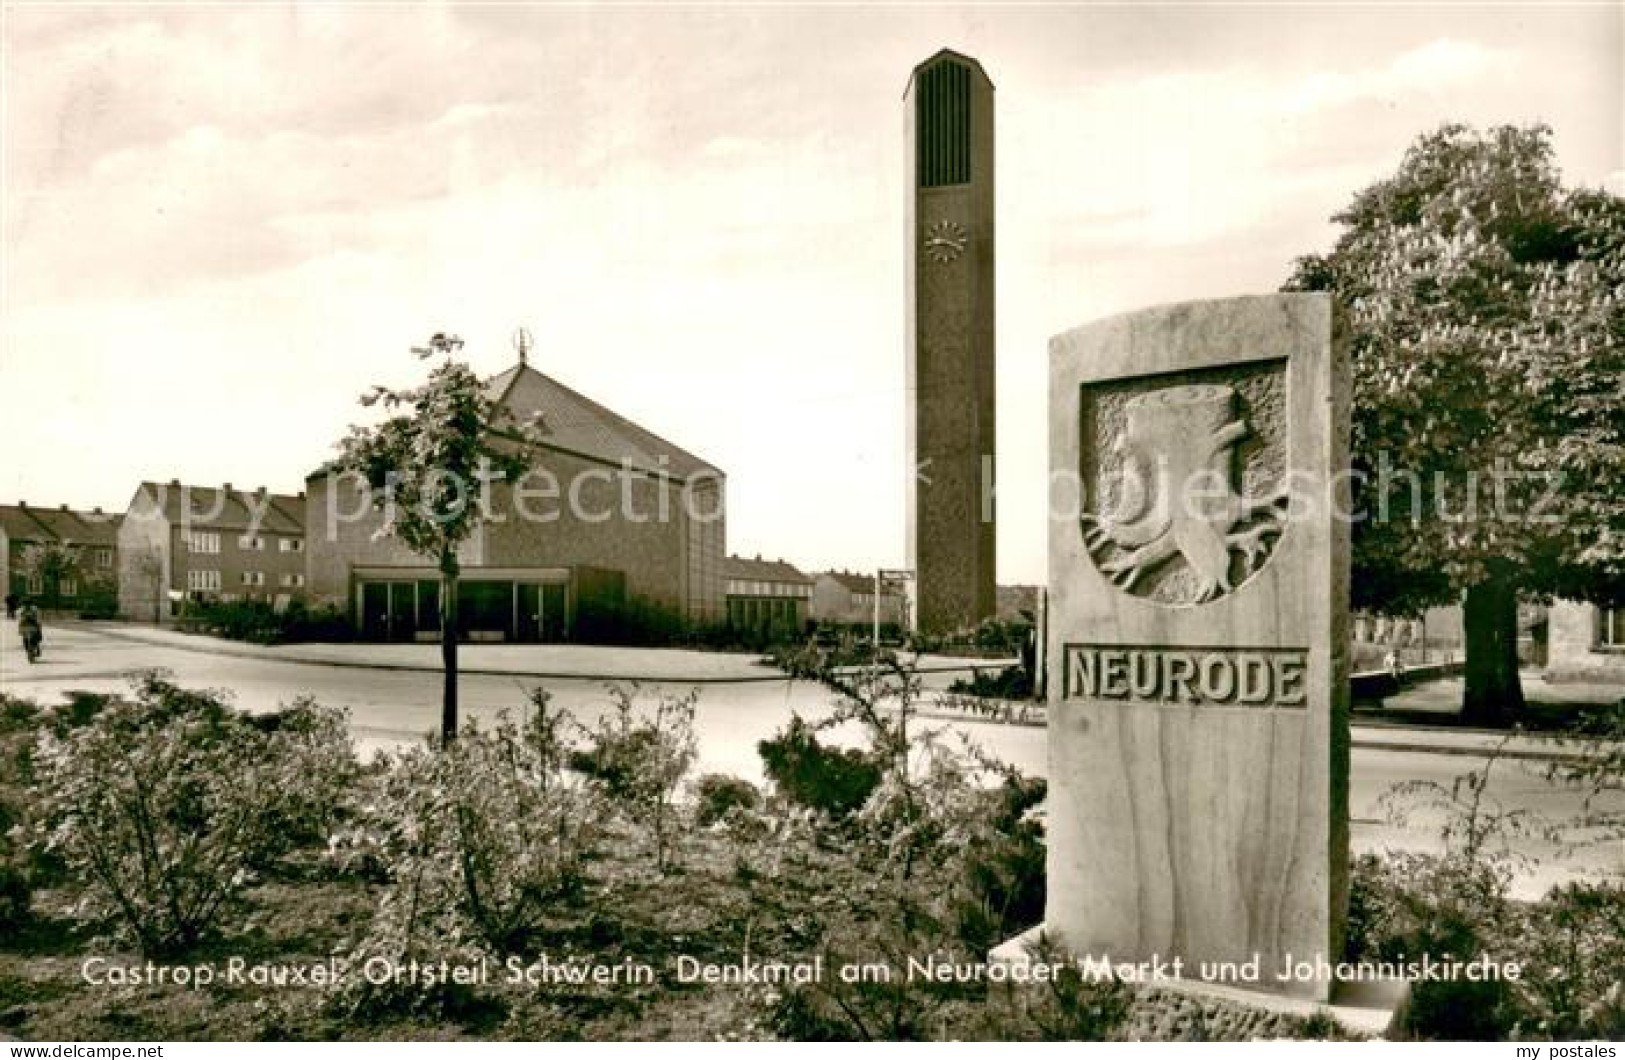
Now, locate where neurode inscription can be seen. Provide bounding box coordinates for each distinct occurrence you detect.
[1062,644,1309,707]
[1080,379,1289,606]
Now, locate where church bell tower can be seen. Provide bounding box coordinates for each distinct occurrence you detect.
[905,49,996,633]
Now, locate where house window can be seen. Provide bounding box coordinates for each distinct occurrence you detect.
[241,571,265,587]
[25,573,42,594]
[186,532,221,554]
[95,548,113,569]
[279,573,305,588]
[1601,608,1625,649]
[187,569,222,592]
[279,538,305,553]
[239,535,265,551]
[59,577,77,598]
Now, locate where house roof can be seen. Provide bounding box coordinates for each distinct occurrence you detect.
[485,361,720,481]
[127,482,305,534]
[0,504,123,548]
[723,554,812,585]
[819,570,903,595]
[0,506,39,542]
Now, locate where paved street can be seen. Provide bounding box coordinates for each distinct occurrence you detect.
[3,620,1620,899]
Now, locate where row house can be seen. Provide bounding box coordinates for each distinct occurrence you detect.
[724,555,813,636]
[117,481,306,621]
[809,569,907,627]
[0,502,122,612]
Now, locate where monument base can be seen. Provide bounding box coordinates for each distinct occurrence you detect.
[989,925,1410,1040]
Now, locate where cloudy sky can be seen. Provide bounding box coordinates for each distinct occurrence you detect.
[3,2,1620,583]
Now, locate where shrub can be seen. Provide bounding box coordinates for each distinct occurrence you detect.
[33,672,354,955]
[747,657,1054,1039]
[179,597,283,642]
[573,594,688,647]
[694,773,761,828]
[974,617,1028,654]
[963,936,1132,1041]
[283,600,356,642]
[758,716,882,818]
[0,692,122,930]
[0,697,38,931]
[49,690,114,733]
[946,664,1034,701]
[177,597,353,644]
[244,695,359,857]
[0,851,26,932]
[1344,851,1520,1039]
[769,631,878,674]
[332,709,606,978]
[957,774,1047,950]
[1509,881,1625,1039]
[75,592,119,620]
[908,618,1031,658]
[569,686,698,870]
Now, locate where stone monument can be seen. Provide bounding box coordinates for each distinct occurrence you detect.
[904,49,996,633]
[1044,293,1350,1001]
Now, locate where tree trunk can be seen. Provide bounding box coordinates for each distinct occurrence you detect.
[1461,574,1525,726]
[440,554,460,744]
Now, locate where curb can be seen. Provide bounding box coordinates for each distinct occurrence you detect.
[1345,739,1594,763]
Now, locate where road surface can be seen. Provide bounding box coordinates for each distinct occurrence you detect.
[3,621,1620,898]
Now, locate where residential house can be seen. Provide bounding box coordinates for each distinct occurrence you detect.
[725,555,813,637]
[809,569,907,627]
[117,481,306,621]
[1546,600,1625,683]
[1,502,122,612]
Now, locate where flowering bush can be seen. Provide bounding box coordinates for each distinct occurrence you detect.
[745,658,1057,1039]
[329,702,607,1019]
[693,773,761,828]
[33,672,353,956]
[570,685,697,870]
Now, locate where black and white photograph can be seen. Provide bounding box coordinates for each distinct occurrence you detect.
[1,0,1622,1047]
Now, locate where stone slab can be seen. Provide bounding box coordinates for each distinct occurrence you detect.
[1044,294,1351,1001]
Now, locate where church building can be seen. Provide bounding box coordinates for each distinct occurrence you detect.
[304,349,726,642]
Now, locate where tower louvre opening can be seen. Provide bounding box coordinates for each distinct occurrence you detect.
[916,60,970,188]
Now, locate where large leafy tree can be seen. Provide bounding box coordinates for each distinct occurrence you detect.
[335,333,540,741]
[1287,124,1625,725]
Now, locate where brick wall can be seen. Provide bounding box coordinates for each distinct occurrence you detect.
[483,450,713,615]
[304,474,484,611]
